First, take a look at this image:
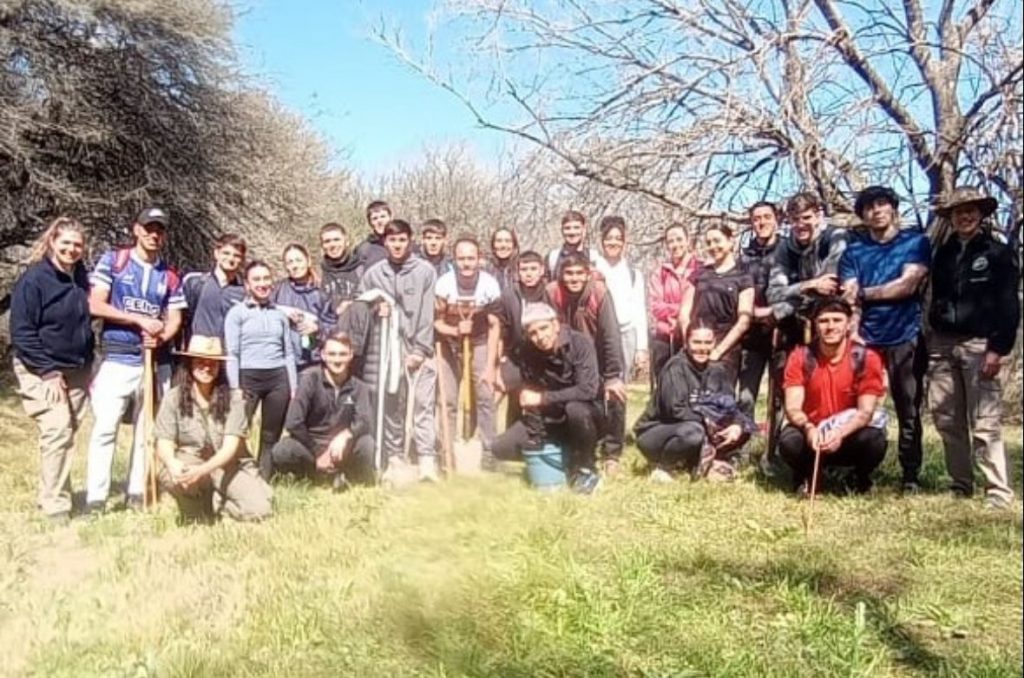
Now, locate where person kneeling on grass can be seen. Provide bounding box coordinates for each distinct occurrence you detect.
[634,325,752,483]
[270,331,375,490]
[492,303,604,495]
[155,335,272,523]
[779,299,888,497]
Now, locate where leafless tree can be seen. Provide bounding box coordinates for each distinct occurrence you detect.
[1,0,352,314]
[379,0,1022,230]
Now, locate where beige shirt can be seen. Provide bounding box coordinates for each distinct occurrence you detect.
[154,386,248,459]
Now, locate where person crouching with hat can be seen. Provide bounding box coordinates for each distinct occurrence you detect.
[154,335,272,522]
[491,303,605,494]
[927,187,1019,510]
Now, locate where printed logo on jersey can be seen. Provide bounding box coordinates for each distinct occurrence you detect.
[123,296,161,316]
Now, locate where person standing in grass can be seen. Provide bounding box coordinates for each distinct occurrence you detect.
[485,226,519,292]
[547,252,627,477]
[156,335,272,523]
[492,303,604,495]
[840,185,930,495]
[272,243,337,374]
[359,219,438,482]
[634,325,749,482]
[10,217,94,524]
[737,201,782,419]
[354,200,392,270]
[689,224,755,388]
[435,235,503,471]
[85,207,185,513]
[181,233,247,342]
[594,215,650,385]
[224,260,297,481]
[779,299,888,497]
[927,187,1020,510]
[647,222,700,382]
[495,250,549,428]
[271,331,375,491]
[319,222,363,316]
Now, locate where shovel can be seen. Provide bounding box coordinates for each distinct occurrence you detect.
[435,341,455,476]
[453,302,483,474]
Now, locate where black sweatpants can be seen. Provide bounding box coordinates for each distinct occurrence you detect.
[636,421,706,469]
[737,335,773,419]
[649,336,678,390]
[240,367,291,480]
[875,336,927,484]
[270,434,375,485]
[777,425,887,490]
[492,401,602,474]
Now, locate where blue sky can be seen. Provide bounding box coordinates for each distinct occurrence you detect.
[233,1,501,178]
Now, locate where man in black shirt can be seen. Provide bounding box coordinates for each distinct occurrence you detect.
[737,201,782,419]
[496,250,548,425]
[492,303,604,494]
[319,223,363,316]
[928,187,1020,509]
[353,200,392,269]
[270,331,374,489]
[181,233,247,341]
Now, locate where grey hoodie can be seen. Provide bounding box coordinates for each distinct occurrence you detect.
[359,256,437,358]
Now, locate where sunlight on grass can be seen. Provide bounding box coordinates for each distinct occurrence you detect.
[0,387,1020,677]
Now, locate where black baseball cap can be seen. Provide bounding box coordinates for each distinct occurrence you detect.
[135,207,170,227]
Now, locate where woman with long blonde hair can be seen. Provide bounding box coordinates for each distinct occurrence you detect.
[10,216,94,523]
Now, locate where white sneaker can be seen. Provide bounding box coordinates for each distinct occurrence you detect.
[381,456,416,488]
[649,468,674,484]
[419,456,440,483]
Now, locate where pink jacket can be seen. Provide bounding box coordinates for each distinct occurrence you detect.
[648,257,699,341]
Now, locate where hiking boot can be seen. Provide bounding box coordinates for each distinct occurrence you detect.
[852,476,874,495]
[900,481,922,497]
[649,468,674,484]
[125,494,145,512]
[419,456,440,483]
[601,458,622,480]
[570,469,602,496]
[795,480,811,500]
[85,500,106,516]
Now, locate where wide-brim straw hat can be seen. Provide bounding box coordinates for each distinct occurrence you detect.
[174,335,228,361]
[936,186,998,218]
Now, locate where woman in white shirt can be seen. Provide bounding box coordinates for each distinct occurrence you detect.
[594,216,649,382]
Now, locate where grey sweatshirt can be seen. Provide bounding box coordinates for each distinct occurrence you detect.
[359,256,437,358]
[224,298,297,391]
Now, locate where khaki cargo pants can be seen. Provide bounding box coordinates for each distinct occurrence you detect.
[13,359,91,516]
[927,334,1014,503]
[160,451,273,522]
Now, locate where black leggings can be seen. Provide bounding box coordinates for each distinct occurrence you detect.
[240,367,291,480]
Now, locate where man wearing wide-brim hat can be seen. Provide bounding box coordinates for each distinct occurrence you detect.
[927,186,1019,510]
[153,335,273,522]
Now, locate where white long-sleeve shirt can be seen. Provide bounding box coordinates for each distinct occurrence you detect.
[594,255,648,352]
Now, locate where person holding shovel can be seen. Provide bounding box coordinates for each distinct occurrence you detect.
[10,217,94,523]
[155,335,272,523]
[778,299,888,497]
[492,303,604,495]
[359,219,437,483]
[84,207,185,514]
[435,235,503,470]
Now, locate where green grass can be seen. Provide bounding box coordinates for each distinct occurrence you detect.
[0,385,1021,677]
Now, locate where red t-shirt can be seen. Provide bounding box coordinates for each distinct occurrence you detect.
[783,343,886,424]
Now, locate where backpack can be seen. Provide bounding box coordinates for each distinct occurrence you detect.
[801,343,867,388]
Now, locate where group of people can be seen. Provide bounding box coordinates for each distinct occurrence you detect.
[8,184,1019,524]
